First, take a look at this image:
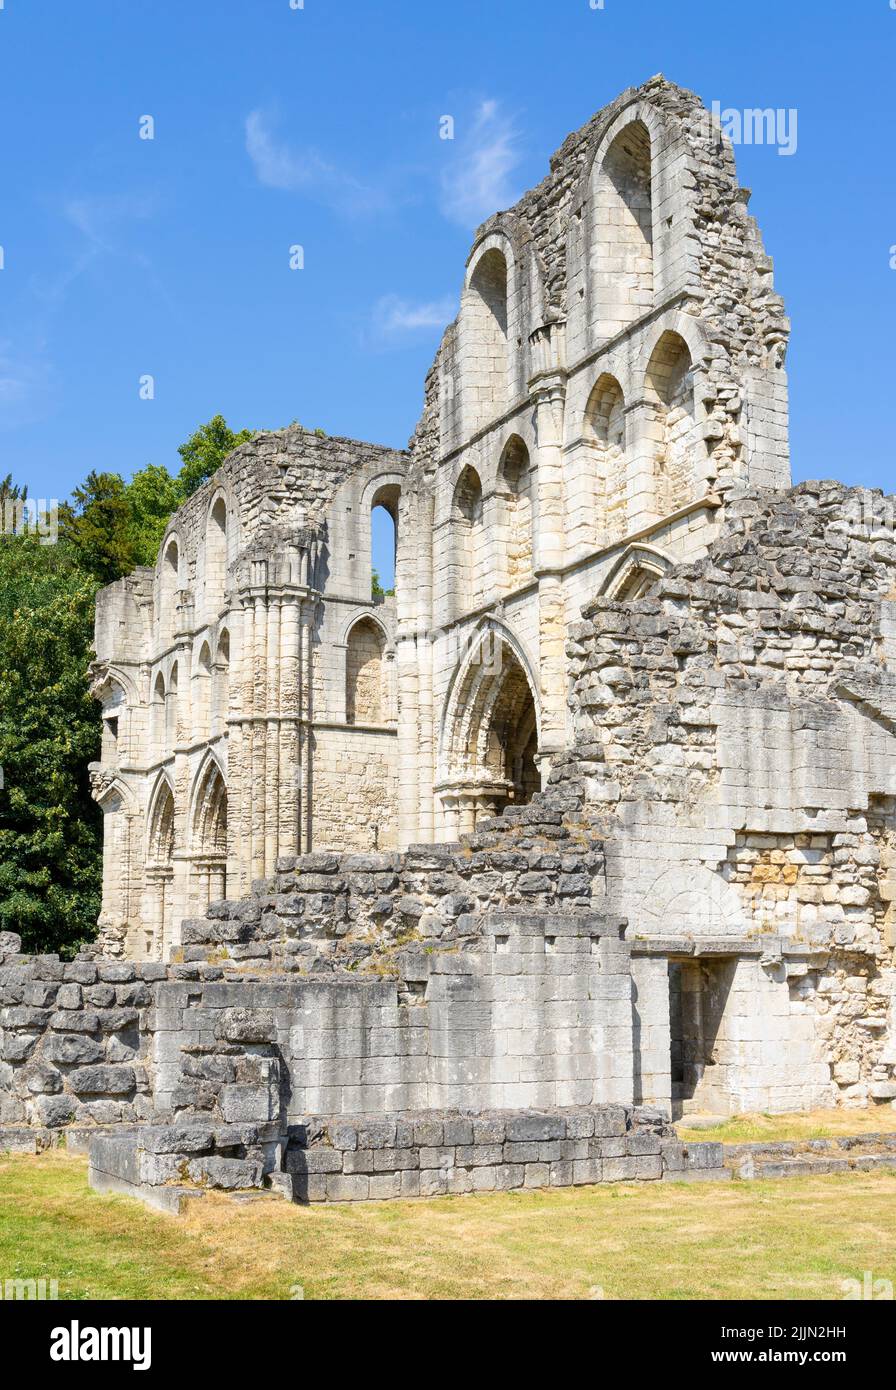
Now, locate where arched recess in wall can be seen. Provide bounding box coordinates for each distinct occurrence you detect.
[583,373,627,542]
[461,246,510,435]
[98,676,127,763]
[159,536,180,638]
[591,120,654,341]
[151,672,166,760]
[212,629,230,735]
[370,482,400,599]
[451,465,484,618]
[145,776,176,960]
[166,662,179,749]
[93,775,137,956]
[194,642,212,737]
[190,757,228,909]
[645,330,696,515]
[438,624,541,834]
[205,495,228,616]
[498,436,533,588]
[599,542,675,601]
[345,616,387,725]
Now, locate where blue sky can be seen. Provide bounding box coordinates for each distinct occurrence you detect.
[1,0,894,586]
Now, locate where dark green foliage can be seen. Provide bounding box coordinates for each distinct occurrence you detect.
[0,535,102,954]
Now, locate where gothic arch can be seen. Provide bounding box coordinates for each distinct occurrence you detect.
[497,435,533,586]
[451,465,485,616]
[139,773,175,961]
[584,373,628,542]
[600,542,675,600]
[212,628,230,734]
[438,622,542,833]
[204,492,229,616]
[345,615,388,725]
[146,772,176,862]
[193,640,212,734]
[190,754,228,908]
[158,533,181,636]
[459,236,514,435]
[644,329,698,514]
[590,118,654,339]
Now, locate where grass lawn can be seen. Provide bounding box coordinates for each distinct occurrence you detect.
[2,1150,895,1300]
[677,1107,896,1145]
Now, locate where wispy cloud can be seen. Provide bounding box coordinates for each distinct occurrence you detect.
[0,339,56,432]
[440,99,524,229]
[245,109,387,216]
[29,191,158,315]
[371,293,455,338]
[64,191,156,257]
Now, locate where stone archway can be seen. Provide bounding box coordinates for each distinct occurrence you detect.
[145,778,176,957]
[191,760,228,910]
[438,628,541,836]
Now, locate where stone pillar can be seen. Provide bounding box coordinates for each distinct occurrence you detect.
[531,367,569,764]
[631,955,672,1114]
[625,398,662,533]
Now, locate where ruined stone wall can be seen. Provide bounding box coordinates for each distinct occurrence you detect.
[90,428,407,957]
[396,74,791,851]
[561,481,896,1110]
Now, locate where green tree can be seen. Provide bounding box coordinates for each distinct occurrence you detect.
[177,415,254,497]
[126,463,183,566]
[0,473,29,536]
[59,471,136,584]
[0,534,102,955]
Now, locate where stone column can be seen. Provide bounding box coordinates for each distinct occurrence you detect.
[531,358,569,766]
[625,398,662,533]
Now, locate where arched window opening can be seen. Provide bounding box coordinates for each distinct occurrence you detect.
[370,484,400,599]
[584,374,627,541]
[498,437,533,585]
[592,121,653,340]
[192,762,228,909]
[148,784,175,868]
[194,642,212,736]
[346,618,386,725]
[646,332,696,514]
[151,673,166,759]
[205,497,228,615]
[462,247,509,432]
[146,779,176,955]
[451,465,484,617]
[99,678,126,763]
[212,630,230,734]
[159,538,179,636]
[165,662,179,749]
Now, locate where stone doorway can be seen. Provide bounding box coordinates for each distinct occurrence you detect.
[669,957,736,1118]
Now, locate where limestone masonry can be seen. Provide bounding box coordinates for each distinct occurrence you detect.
[2,77,895,1205]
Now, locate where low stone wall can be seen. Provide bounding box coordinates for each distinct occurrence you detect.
[723,1133,896,1180]
[284,1105,728,1202]
[83,1103,729,1210]
[0,935,161,1131]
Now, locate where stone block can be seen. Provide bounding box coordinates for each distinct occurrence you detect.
[68,1065,136,1096]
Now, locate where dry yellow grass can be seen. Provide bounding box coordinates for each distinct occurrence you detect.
[676,1107,896,1145]
[1,1149,895,1300]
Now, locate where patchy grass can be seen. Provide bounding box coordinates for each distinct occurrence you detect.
[1,1151,895,1300]
[677,1108,896,1145]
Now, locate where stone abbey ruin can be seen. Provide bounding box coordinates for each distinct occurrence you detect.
[2,76,896,1206]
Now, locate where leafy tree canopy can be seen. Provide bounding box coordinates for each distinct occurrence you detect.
[177,414,254,498]
[0,417,254,954]
[126,463,184,567]
[59,471,136,584]
[0,534,102,954]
